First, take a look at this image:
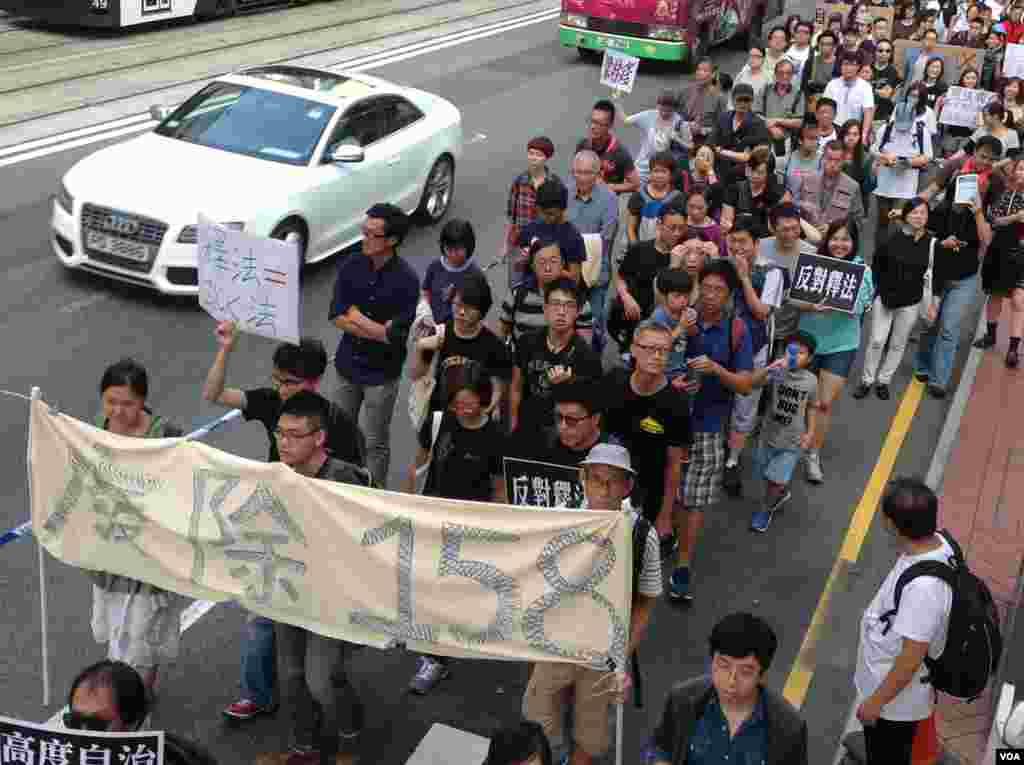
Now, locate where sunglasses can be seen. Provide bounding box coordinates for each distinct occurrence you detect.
[64,711,113,731]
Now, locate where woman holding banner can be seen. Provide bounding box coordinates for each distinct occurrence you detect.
[90,359,185,702]
[944,67,983,154]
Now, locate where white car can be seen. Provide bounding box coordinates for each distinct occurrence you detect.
[52,65,463,295]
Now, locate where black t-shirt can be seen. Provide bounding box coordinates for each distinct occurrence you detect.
[431,322,514,408]
[315,456,373,487]
[618,240,671,317]
[515,330,603,432]
[723,177,787,239]
[576,137,635,185]
[600,368,692,520]
[418,411,505,501]
[243,387,366,465]
[532,425,609,468]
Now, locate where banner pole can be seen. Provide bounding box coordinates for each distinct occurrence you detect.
[615,701,624,765]
[28,386,51,707]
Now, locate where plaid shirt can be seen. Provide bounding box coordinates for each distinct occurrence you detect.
[505,168,560,228]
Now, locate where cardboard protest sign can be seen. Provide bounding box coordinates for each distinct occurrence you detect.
[197,216,301,344]
[939,86,997,128]
[814,3,894,37]
[29,401,631,670]
[893,41,984,88]
[600,50,640,94]
[504,457,584,509]
[0,715,164,765]
[1005,42,1024,78]
[789,253,867,313]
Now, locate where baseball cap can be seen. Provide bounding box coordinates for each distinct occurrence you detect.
[733,83,755,101]
[579,443,635,475]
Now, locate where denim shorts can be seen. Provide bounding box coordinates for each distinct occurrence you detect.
[755,444,802,486]
[811,348,857,379]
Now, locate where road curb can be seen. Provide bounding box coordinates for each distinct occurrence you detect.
[829,301,989,765]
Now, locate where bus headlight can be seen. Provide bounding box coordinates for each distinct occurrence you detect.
[648,26,686,40]
[563,13,589,28]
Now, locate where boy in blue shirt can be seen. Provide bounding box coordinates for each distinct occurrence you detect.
[651,268,699,390]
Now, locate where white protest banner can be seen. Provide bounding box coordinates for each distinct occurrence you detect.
[197,215,301,344]
[939,86,997,128]
[954,173,979,205]
[875,164,919,199]
[600,50,640,94]
[0,715,164,765]
[29,401,631,670]
[1006,43,1024,78]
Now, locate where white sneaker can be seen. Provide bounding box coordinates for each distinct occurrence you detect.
[805,451,824,484]
[408,657,449,694]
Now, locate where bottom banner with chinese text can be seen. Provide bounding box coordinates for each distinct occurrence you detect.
[0,715,163,765]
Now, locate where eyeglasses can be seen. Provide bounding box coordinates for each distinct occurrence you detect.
[270,374,305,389]
[273,428,321,441]
[557,412,593,426]
[546,299,578,312]
[634,343,671,357]
[660,222,688,233]
[64,711,113,732]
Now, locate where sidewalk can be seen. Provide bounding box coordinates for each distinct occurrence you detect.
[930,311,1024,764]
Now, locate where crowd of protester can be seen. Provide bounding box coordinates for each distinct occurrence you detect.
[61,1,1024,762]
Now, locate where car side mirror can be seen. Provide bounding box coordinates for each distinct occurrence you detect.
[149,105,173,122]
[329,145,365,163]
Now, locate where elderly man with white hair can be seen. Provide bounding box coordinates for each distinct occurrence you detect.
[567,149,619,354]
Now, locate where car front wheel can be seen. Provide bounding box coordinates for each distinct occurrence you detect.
[415,157,454,224]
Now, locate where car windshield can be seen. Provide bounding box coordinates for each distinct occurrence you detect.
[154,83,336,166]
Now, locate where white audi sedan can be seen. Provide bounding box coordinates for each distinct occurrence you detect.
[52,65,462,295]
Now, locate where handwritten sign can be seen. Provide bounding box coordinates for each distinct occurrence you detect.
[955,173,979,205]
[940,86,997,128]
[894,41,984,88]
[0,715,164,765]
[600,50,640,94]
[30,401,631,670]
[1006,43,1024,78]
[504,457,584,509]
[814,3,894,36]
[789,253,867,313]
[197,216,301,344]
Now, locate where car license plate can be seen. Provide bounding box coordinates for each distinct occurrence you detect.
[604,37,628,49]
[84,229,150,262]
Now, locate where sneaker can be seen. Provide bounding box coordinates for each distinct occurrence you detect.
[284,749,320,765]
[659,532,678,561]
[973,334,996,349]
[750,509,774,533]
[223,698,276,721]
[408,657,449,695]
[338,727,362,755]
[668,566,693,603]
[805,452,824,484]
[722,463,743,498]
[913,372,929,383]
[851,383,871,399]
[927,384,947,399]
[769,489,792,512]
[875,383,891,400]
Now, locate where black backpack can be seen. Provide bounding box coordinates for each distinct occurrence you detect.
[878,529,1003,701]
[877,119,926,157]
[629,514,652,709]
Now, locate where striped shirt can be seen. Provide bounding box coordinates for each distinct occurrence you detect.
[499,285,593,344]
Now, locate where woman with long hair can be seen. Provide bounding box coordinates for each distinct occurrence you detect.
[90,359,185,701]
[872,82,933,233]
[855,198,938,400]
[945,67,981,154]
[976,157,1024,367]
[839,119,875,209]
[796,218,873,484]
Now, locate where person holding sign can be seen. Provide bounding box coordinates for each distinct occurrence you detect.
[872,84,935,234]
[532,380,608,467]
[795,218,874,484]
[523,443,662,765]
[854,198,944,400]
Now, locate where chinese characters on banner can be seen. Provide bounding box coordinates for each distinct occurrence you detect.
[196,215,301,344]
[600,50,640,94]
[788,253,867,313]
[0,715,163,765]
[504,457,584,509]
[939,86,997,128]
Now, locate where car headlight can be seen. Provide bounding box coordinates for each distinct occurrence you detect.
[177,221,245,244]
[56,182,73,215]
[563,13,588,28]
[648,26,685,40]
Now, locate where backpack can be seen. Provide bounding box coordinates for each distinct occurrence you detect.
[878,529,1003,701]
[629,514,652,709]
[878,119,926,157]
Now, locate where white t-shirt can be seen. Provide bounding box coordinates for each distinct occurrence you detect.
[785,45,812,81]
[871,116,935,199]
[854,535,954,721]
[824,77,876,126]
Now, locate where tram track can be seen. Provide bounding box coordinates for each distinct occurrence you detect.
[0,0,538,126]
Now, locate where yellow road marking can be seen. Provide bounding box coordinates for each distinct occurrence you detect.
[783,380,925,708]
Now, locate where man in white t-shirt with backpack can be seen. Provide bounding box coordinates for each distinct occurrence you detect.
[854,477,1002,764]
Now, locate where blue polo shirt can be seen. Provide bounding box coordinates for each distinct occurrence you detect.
[329,247,419,386]
[690,313,754,433]
[688,689,769,765]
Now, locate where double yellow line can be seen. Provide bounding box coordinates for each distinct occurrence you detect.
[783,380,925,707]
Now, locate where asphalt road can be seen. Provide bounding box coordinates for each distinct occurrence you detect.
[0,5,990,764]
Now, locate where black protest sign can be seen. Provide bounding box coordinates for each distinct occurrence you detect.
[0,715,164,765]
[504,457,583,508]
[788,253,866,313]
